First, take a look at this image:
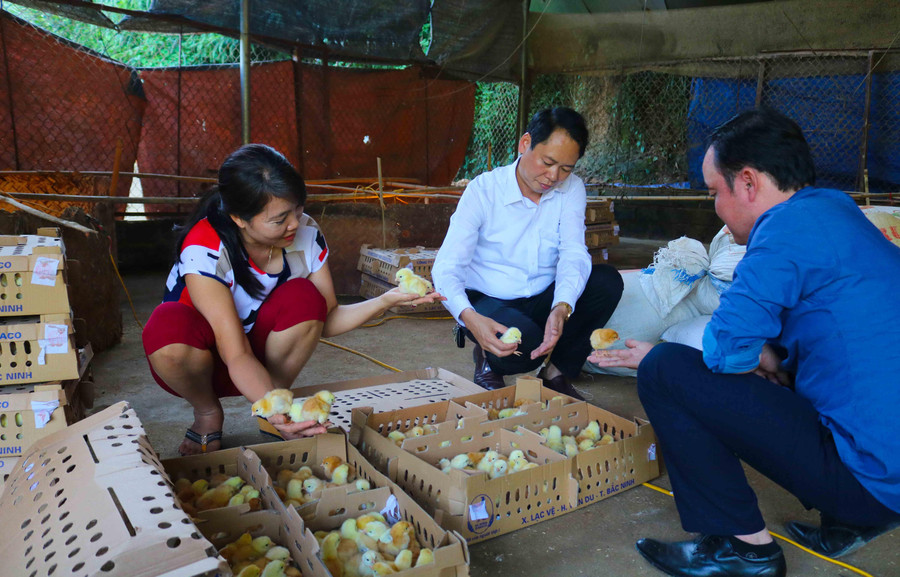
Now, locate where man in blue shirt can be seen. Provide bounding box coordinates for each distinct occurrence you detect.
[590,108,900,577]
[432,107,623,398]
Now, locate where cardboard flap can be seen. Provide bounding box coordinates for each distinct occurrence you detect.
[0,402,227,577]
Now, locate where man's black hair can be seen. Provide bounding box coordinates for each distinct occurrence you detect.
[526,107,589,158]
[706,107,816,192]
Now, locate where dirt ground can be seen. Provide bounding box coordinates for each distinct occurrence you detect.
[89,238,896,577]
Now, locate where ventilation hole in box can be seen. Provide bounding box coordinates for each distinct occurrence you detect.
[25,558,34,569]
[72,562,84,572]
[38,503,47,514]
[44,550,56,562]
[90,532,103,543]
[61,454,71,463]
[65,464,75,473]
[0,434,5,441]
[65,535,76,546]
[18,432,24,440]
[39,512,50,524]
[42,538,54,550]
[166,537,182,549]
[24,529,33,542]
[58,507,68,518]
[142,496,155,502]
[100,560,115,572]
[149,507,164,514]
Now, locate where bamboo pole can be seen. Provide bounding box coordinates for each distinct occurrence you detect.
[0,195,95,234]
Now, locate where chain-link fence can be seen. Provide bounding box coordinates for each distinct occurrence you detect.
[0,6,474,218]
[512,52,899,194]
[2,3,898,201]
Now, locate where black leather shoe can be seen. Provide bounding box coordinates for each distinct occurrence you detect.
[541,374,585,401]
[636,535,786,577]
[473,344,506,390]
[784,514,900,559]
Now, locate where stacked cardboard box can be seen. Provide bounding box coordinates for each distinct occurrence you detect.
[351,376,660,543]
[585,198,619,264]
[0,228,93,481]
[357,244,446,314]
[1,403,470,577]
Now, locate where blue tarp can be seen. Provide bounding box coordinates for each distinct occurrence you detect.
[687,74,900,193]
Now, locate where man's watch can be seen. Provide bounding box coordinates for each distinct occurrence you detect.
[553,301,573,321]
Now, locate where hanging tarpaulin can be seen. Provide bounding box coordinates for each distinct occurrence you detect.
[119,0,429,62]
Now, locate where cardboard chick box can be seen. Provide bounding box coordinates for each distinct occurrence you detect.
[0,227,70,316]
[161,446,289,520]
[244,432,385,523]
[195,506,320,577]
[284,461,470,577]
[257,367,485,437]
[352,408,577,544]
[452,377,661,512]
[0,455,17,495]
[0,402,229,577]
[357,245,439,284]
[0,313,79,385]
[0,346,93,458]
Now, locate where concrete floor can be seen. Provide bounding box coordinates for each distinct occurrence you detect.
[90,239,896,577]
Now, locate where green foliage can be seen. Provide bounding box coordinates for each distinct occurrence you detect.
[457,82,520,179]
[5,1,288,67]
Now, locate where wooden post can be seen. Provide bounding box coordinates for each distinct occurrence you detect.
[377,157,386,247]
[109,139,123,197]
[754,58,765,107]
[857,50,875,194]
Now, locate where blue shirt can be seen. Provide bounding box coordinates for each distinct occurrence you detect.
[432,159,591,322]
[703,187,900,512]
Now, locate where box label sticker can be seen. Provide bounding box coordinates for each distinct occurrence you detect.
[380,494,402,525]
[42,324,69,354]
[648,443,657,461]
[31,400,59,428]
[467,494,494,534]
[31,257,59,286]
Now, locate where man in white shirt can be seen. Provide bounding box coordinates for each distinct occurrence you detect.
[432,107,623,398]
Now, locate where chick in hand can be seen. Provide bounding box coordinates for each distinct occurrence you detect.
[251,389,294,418]
[395,268,433,297]
[499,327,523,355]
[288,390,335,424]
[590,328,619,350]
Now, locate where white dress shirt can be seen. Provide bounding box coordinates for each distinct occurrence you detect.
[432,158,591,323]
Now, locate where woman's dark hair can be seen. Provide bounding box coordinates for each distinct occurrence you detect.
[706,107,816,192]
[525,107,589,158]
[174,144,307,298]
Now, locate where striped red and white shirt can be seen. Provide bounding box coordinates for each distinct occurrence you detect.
[163,214,328,332]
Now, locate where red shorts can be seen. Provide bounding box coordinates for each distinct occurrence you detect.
[142,277,327,398]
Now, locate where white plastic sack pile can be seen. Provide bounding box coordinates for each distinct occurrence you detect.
[583,227,746,377]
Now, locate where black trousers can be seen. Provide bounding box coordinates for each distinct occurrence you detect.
[638,342,900,536]
[466,264,623,378]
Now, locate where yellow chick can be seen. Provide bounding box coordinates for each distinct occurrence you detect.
[422,424,439,435]
[260,560,287,577]
[378,521,413,557]
[236,566,261,577]
[303,477,324,496]
[354,479,372,492]
[359,550,385,577]
[394,268,433,297]
[489,459,508,479]
[290,390,335,424]
[439,458,452,473]
[415,548,434,567]
[499,327,522,344]
[387,430,406,447]
[322,456,346,479]
[251,389,294,418]
[597,433,616,445]
[331,463,351,486]
[321,532,343,577]
[509,449,525,461]
[576,420,601,443]
[407,426,425,437]
[392,549,414,571]
[590,328,619,350]
[449,454,472,470]
[265,546,291,561]
[476,450,500,474]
